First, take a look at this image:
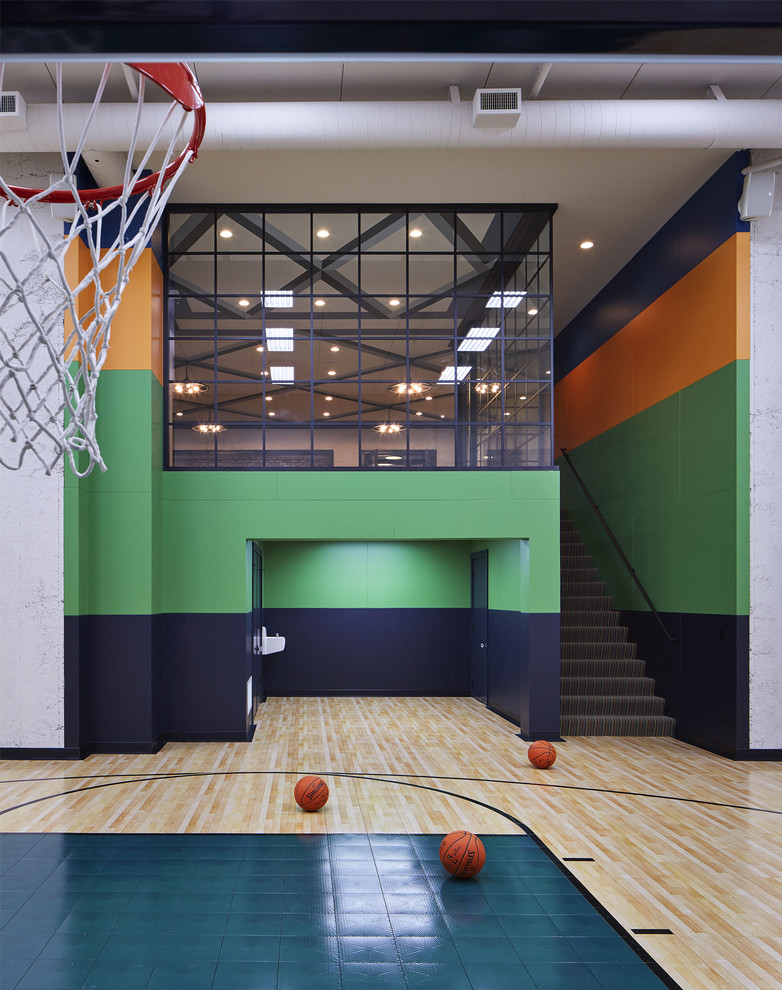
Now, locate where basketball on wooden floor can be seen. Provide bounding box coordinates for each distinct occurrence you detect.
[294,775,329,811]
[439,830,486,878]
[528,740,557,768]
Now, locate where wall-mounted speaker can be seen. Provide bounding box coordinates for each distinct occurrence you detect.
[738,171,776,221]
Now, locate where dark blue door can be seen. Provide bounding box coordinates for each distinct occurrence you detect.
[471,551,488,703]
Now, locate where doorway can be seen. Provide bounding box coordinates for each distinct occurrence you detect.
[470,550,488,704]
[251,542,264,715]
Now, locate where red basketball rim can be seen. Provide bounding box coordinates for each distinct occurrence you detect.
[2,62,206,205]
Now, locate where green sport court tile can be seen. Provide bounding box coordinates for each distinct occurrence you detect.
[0,832,678,990]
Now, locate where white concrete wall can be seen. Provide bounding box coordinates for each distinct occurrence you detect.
[0,153,65,749]
[748,149,782,751]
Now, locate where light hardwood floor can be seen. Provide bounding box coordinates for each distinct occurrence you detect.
[1,697,781,989]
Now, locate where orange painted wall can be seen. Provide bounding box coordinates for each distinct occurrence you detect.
[64,242,163,383]
[555,232,749,452]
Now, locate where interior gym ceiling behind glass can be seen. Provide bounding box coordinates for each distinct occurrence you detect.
[165,206,554,469]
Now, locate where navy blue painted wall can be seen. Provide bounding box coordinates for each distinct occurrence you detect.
[262,608,470,695]
[620,610,749,758]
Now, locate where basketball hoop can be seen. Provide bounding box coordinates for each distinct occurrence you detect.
[0,62,206,476]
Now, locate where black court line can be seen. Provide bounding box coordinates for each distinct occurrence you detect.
[0,769,684,989]
[562,857,595,862]
[633,929,675,935]
[2,768,780,816]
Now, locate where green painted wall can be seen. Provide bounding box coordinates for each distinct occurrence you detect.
[160,471,559,615]
[262,541,470,609]
[560,360,749,615]
[65,370,560,618]
[470,539,531,613]
[65,371,164,616]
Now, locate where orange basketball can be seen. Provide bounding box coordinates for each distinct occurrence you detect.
[439,830,486,878]
[528,740,557,769]
[294,775,329,811]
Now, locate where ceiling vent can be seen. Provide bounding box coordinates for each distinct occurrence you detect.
[472,89,522,128]
[0,92,27,131]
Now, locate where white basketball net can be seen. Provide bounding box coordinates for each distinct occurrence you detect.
[0,63,200,476]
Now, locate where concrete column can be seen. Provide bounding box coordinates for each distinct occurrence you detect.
[749,149,782,750]
[0,153,65,749]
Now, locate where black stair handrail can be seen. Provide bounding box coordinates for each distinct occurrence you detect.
[560,448,678,642]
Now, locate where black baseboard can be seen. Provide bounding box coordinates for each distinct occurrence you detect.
[516,729,563,742]
[274,690,468,698]
[677,731,782,761]
[164,729,256,743]
[86,738,166,756]
[0,747,84,761]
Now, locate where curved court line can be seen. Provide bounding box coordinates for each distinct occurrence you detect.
[0,769,529,830]
[1,768,780,817]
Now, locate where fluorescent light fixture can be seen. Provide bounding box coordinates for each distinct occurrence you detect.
[270,366,294,383]
[486,291,526,308]
[458,326,500,352]
[265,327,294,351]
[263,290,293,308]
[439,366,471,383]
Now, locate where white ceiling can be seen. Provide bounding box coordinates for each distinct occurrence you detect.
[2,57,780,330]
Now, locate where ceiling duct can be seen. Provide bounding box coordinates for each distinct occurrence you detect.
[2,99,782,152]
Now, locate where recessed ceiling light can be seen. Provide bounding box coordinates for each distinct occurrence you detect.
[219,229,232,239]
[263,290,293,308]
[409,228,422,238]
[504,412,511,416]
[520,395,527,400]
[527,307,538,316]
[440,414,446,419]
[325,396,333,401]
[268,411,275,416]
[265,396,273,402]
[458,327,500,352]
[389,298,400,307]
[425,396,433,401]
[315,299,326,307]
[238,299,250,307]
[175,411,183,417]
[486,291,526,309]
[580,240,594,249]
[316,228,330,238]
[327,370,336,376]
[546,370,551,375]
[415,411,423,416]
[323,411,330,417]
[439,365,471,383]
[330,346,340,352]
[265,327,294,351]
[256,345,264,352]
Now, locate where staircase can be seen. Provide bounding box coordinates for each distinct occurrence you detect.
[560,513,675,736]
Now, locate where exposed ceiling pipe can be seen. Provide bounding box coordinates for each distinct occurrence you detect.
[2,99,782,153]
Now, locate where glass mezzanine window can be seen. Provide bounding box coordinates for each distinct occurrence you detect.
[165,207,554,470]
